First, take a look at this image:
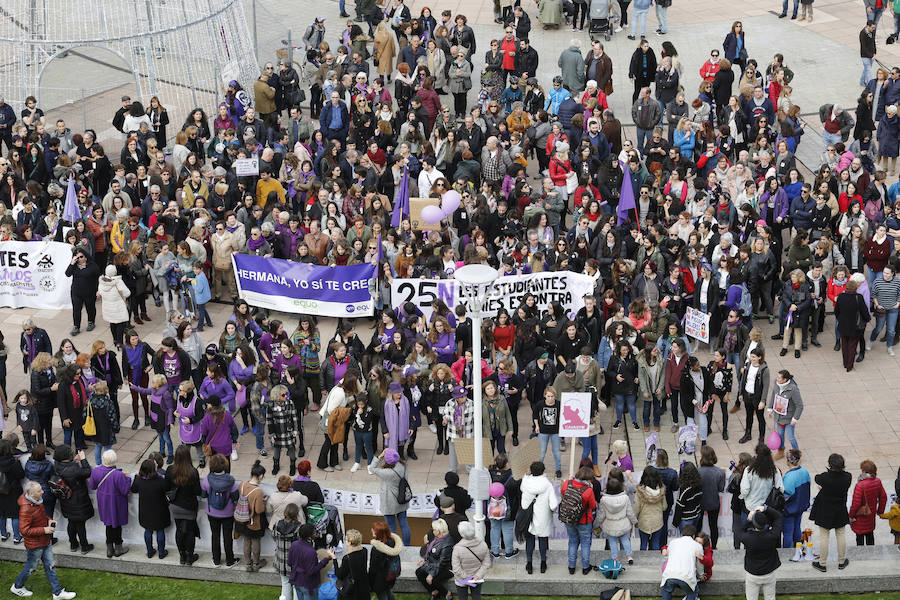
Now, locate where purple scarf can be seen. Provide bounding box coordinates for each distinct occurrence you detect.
[24,333,36,364]
[247,235,266,251]
[383,396,411,448]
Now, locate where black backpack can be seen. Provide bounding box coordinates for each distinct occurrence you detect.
[394,466,412,505]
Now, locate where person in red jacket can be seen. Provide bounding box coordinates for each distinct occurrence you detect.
[11,481,77,599]
[699,50,721,82]
[849,459,888,546]
[561,466,598,575]
[500,28,518,85]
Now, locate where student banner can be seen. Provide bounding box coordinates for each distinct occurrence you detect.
[391,271,596,319]
[232,255,376,317]
[0,241,72,309]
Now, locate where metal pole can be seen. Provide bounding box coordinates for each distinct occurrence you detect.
[287,29,293,66]
[81,88,87,131]
[252,0,258,65]
[472,297,484,527]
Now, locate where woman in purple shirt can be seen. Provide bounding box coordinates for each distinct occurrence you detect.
[428,317,456,365]
[229,343,257,434]
[200,363,236,413]
[200,396,239,462]
[258,320,287,365]
[273,340,304,383]
[88,449,132,558]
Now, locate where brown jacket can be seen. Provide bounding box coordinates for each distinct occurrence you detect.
[238,481,268,531]
[373,25,397,77]
[18,494,51,550]
[254,79,276,115]
[211,231,239,270]
[327,405,352,444]
[305,231,330,264]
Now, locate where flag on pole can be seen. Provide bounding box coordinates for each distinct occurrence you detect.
[62,175,81,224]
[391,166,410,228]
[376,233,383,266]
[616,160,635,227]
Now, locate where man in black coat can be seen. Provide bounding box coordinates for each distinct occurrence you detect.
[512,37,539,80]
[65,250,100,336]
[741,505,783,599]
[504,6,531,41]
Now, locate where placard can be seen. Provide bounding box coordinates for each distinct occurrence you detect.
[684,306,711,343]
[509,435,542,478]
[451,438,493,466]
[234,157,259,176]
[409,197,442,231]
[559,392,592,438]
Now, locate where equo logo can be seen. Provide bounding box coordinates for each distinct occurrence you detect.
[345,304,356,313]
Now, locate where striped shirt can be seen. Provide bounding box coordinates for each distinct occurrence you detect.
[872,276,900,311]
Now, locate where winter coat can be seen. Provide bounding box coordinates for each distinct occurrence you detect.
[0,455,25,518]
[374,463,410,515]
[273,519,303,576]
[810,469,852,529]
[97,273,131,324]
[373,26,397,77]
[268,399,299,448]
[482,396,514,438]
[559,46,586,93]
[335,547,370,600]
[634,484,667,534]
[766,378,803,426]
[267,490,308,531]
[849,476,887,535]
[17,493,50,549]
[65,259,101,298]
[420,535,454,580]
[561,478,597,524]
[54,459,94,522]
[448,60,473,94]
[369,533,403,592]
[88,465,132,527]
[596,491,637,537]
[29,367,57,416]
[877,113,900,158]
[200,471,240,518]
[520,474,559,537]
[452,536,491,580]
[131,474,172,531]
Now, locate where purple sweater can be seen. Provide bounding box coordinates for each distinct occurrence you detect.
[288,538,331,590]
[200,472,239,518]
[200,377,236,412]
[273,352,304,382]
[200,411,237,456]
[133,385,174,427]
[89,466,132,527]
[434,331,456,365]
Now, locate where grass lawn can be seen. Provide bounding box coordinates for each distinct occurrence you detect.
[2,562,900,600]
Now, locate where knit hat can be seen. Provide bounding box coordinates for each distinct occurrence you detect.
[555,141,570,154]
[384,448,400,465]
[755,219,767,227]
[445,471,460,486]
[388,381,403,394]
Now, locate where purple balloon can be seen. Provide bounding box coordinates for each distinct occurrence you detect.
[421,204,445,224]
[441,190,462,215]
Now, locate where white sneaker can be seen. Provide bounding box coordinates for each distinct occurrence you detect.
[429,423,437,434]
[614,25,623,32]
[230,449,238,461]
[367,464,375,475]
[334,464,343,471]
[10,585,32,597]
[52,590,76,600]
[889,347,896,356]
[350,462,360,473]
[866,341,872,351]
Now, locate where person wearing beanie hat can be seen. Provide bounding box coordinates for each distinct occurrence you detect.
[441,385,474,473]
[382,381,413,459]
[372,447,411,545]
[436,471,473,513]
[97,262,132,348]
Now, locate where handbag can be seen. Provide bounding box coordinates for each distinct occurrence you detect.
[202,416,225,457]
[82,402,96,436]
[764,483,785,512]
[565,170,578,194]
[856,488,872,517]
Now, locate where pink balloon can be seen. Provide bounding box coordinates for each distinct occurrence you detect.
[441,190,462,215]
[421,204,445,224]
[765,430,781,451]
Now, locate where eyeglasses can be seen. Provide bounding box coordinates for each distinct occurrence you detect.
[368,246,377,250]
[216,227,224,231]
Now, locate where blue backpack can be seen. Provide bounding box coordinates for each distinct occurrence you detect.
[737,283,752,317]
[596,559,624,579]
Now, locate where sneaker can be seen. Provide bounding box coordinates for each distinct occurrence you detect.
[240,425,249,435]
[812,561,826,572]
[555,470,562,478]
[52,591,76,600]
[671,423,679,433]
[614,25,623,32]
[70,327,80,336]
[324,466,335,472]
[10,585,32,597]
[889,347,896,356]
[367,464,375,475]
[627,555,634,565]
[225,558,240,568]
[1,534,9,541]
[505,549,520,558]
[259,449,268,457]
[612,420,621,429]
[334,464,343,471]
[350,462,360,473]
[627,34,636,40]
[492,552,502,559]
[838,558,849,569]
[632,422,639,430]
[866,340,872,351]
[86,322,95,332]
[230,449,238,461]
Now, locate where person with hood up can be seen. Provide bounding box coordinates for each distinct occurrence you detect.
[96,264,131,349]
[451,521,491,600]
[369,521,404,600]
[596,475,638,565]
[519,461,559,574]
[635,466,668,550]
[765,369,803,461]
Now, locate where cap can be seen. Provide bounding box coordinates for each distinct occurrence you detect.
[438,494,454,508]
[205,343,218,355]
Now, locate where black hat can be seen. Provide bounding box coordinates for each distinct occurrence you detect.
[565,362,577,374]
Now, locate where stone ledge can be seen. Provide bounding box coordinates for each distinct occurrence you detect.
[2,544,898,596]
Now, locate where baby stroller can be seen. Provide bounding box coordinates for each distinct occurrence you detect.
[589,0,613,40]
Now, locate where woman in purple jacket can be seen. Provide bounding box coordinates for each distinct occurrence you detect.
[200,395,239,463]
[229,343,257,435]
[428,316,456,365]
[200,363,236,414]
[130,374,175,464]
[273,340,304,383]
[88,449,132,558]
[200,452,241,567]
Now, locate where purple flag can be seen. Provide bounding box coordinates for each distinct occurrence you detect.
[616,160,635,227]
[62,175,81,224]
[391,166,410,228]
[376,233,383,266]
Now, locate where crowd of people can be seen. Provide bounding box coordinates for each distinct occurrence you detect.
[2,0,900,598]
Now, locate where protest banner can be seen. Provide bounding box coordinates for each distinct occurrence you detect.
[232,254,375,317]
[684,306,711,343]
[391,270,595,319]
[0,241,72,309]
[234,157,259,176]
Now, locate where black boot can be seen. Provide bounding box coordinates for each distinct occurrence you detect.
[180,551,187,565]
[342,447,350,462]
[290,462,296,476]
[407,444,418,460]
[107,543,115,558]
[114,543,129,557]
[271,459,280,475]
[298,446,306,458]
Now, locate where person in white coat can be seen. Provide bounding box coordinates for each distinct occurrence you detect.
[519,461,559,575]
[96,264,131,349]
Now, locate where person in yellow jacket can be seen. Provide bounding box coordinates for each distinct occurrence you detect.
[255,166,285,208]
[109,209,128,254]
[878,500,900,545]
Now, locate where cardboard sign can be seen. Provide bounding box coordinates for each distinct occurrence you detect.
[559,392,592,438]
[684,307,711,343]
[234,157,259,176]
[409,197,442,231]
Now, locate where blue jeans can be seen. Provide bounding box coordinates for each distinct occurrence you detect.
[775,422,798,450]
[661,578,698,600]
[490,518,515,555]
[581,434,598,464]
[158,425,173,456]
[822,130,842,152]
[14,544,63,595]
[538,433,561,471]
[639,527,663,550]
[894,10,900,35]
[870,306,898,347]
[642,393,661,427]
[0,517,21,541]
[354,430,375,465]
[661,507,672,546]
[655,3,668,32]
[144,528,166,553]
[385,511,411,545]
[781,0,799,16]
[680,516,700,533]
[253,420,265,451]
[783,513,802,548]
[63,427,85,450]
[565,522,593,568]
[294,586,319,600]
[614,393,637,423]
[94,444,112,466]
[606,532,632,560]
[868,269,883,290]
[867,5,885,28]
[196,302,212,328]
[861,57,874,86]
[631,8,648,35]
[636,128,652,155]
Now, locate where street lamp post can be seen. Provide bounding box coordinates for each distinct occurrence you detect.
[453,264,499,534]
